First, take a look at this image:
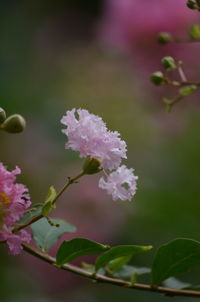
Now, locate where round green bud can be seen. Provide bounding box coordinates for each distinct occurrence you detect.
[157,32,172,44]
[0,107,6,124]
[187,0,198,9]
[151,71,165,86]
[83,157,102,175]
[161,56,176,70]
[1,114,26,133]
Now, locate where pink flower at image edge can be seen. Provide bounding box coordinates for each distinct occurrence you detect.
[0,163,31,255]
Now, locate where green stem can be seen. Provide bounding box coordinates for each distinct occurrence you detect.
[163,81,200,112]
[166,95,183,113]
[177,65,187,83]
[14,171,85,232]
[52,171,85,206]
[179,81,200,87]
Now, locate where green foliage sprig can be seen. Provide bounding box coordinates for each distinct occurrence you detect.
[151,57,200,112]
[151,4,200,110]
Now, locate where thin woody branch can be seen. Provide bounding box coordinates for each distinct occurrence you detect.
[22,243,200,299]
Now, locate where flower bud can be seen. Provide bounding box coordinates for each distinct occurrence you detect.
[187,0,196,9]
[161,56,176,70]
[1,114,26,133]
[83,157,102,175]
[0,107,6,124]
[151,71,165,86]
[187,0,199,9]
[157,32,172,44]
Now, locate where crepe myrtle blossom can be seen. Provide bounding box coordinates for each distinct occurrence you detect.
[61,109,138,201]
[61,109,127,170]
[0,163,31,255]
[99,165,138,201]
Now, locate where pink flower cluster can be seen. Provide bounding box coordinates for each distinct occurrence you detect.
[61,108,127,170]
[99,165,138,201]
[61,109,138,201]
[0,163,31,255]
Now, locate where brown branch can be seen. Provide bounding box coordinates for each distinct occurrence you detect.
[163,80,200,112]
[22,243,200,298]
[14,214,43,232]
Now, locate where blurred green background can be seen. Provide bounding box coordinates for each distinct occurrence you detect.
[0,1,200,301]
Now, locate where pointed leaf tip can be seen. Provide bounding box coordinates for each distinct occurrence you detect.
[56,238,110,266]
[95,244,152,272]
[152,238,200,285]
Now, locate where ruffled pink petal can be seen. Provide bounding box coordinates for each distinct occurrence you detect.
[99,165,138,201]
[6,230,31,255]
[61,109,127,170]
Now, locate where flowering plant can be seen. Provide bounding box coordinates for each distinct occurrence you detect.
[1,2,200,299]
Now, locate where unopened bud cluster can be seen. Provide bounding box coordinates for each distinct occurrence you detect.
[151,56,177,86]
[0,108,26,133]
[150,52,199,111]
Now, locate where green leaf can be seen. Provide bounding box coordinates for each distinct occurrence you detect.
[184,285,200,290]
[95,245,152,272]
[114,265,151,280]
[56,238,110,266]
[31,218,76,252]
[163,277,191,289]
[42,201,56,216]
[18,186,57,225]
[163,277,200,291]
[42,186,57,216]
[18,204,43,224]
[189,24,200,39]
[81,262,105,275]
[163,97,172,105]
[179,85,197,96]
[108,256,132,272]
[152,238,200,285]
[45,186,57,203]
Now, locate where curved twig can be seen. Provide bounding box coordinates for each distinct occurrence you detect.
[22,243,200,298]
[14,171,85,232]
